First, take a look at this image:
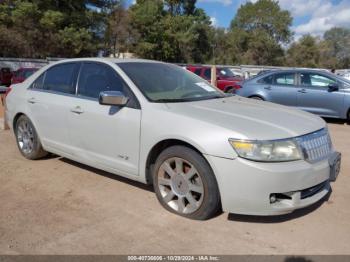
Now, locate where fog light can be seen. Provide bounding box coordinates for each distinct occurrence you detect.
[270,194,277,204]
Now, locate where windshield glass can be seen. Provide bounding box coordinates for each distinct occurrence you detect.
[118,62,225,102]
[219,68,236,78]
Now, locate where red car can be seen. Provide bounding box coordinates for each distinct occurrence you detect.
[0,67,13,86]
[186,65,243,93]
[11,67,39,84]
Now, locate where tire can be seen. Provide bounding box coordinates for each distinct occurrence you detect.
[15,115,48,160]
[347,110,350,125]
[153,145,221,220]
[225,87,234,93]
[249,96,264,101]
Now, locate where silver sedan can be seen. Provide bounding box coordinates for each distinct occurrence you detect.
[5,58,341,219]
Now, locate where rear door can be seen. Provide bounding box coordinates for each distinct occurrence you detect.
[67,62,141,176]
[26,62,80,154]
[296,72,344,117]
[262,72,298,106]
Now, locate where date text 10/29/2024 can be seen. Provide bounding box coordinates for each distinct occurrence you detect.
[128,256,220,261]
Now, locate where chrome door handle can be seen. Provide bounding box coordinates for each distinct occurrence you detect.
[27,97,36,104]
[264,86,272,90]
[298,89,307,93]
[70,106,84,114]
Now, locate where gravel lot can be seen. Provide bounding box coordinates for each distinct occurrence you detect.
[0,120,349,255]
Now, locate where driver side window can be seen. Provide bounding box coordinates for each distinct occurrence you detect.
[77,62,127,99]
[300,73,336,88]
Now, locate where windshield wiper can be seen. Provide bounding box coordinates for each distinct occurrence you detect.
[152,98,192,103]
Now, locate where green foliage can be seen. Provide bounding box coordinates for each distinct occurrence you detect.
[228,0,292,65]
[0,0,349,69]
[0,0,117,58]
[127,0,212,63]
[323,27,350,68]
[286,35,320,68]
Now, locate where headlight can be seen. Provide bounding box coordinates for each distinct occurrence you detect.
[229,139,302,162]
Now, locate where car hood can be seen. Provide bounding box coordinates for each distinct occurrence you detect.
[165,96,326,140]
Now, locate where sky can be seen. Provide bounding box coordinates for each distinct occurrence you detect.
[127,0,350,41]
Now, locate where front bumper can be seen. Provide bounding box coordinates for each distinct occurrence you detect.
[205,152,339,216]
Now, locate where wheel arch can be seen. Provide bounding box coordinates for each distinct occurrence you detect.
[248,94,265,100]
[12,112,26,130]
[145,139,206,185]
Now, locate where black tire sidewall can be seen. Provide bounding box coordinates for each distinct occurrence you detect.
[153,145,221,220]
[250,96,263,100]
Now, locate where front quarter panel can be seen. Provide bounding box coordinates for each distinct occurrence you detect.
[138,103,238,179]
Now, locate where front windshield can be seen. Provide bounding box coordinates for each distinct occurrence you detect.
[118,62,225,102]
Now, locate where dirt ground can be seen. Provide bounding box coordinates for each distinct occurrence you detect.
[0,121,349,255]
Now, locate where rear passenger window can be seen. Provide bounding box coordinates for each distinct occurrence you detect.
[31,74,45,89]
[43,63,79,94]
[259,75,273,84]
[274,73,295,85]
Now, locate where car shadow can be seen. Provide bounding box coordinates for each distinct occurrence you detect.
[323,117,348,125]
[58,157,154,193]
[227,189,332,223]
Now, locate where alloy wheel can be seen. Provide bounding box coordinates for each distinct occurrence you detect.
[157,157,204,214]
[17,119,35,155]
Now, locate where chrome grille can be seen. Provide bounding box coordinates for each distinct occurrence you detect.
[297,129,333,163]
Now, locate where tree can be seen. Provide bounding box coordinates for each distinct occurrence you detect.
[0,0,120,58]
[105,3,136,57]
[286,35,321,68]
[323,27,350,68]
[129,0,212,63]
[229,0,292,65]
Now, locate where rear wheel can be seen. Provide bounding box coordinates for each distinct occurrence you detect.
[153,146,221,220]
[15,115,48,160]
[249,96,264,101]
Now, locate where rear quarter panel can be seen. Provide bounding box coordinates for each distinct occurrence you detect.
[236,82,267,99]
[5,83,28,130]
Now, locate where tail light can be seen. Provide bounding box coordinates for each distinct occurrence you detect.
[4,86,12,99]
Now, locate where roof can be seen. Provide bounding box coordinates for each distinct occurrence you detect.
[50,57,163,65]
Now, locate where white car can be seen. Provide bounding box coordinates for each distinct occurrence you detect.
[5,58,341,220]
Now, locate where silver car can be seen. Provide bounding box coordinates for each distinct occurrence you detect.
[236,69,350,121]
[5,58,341,220]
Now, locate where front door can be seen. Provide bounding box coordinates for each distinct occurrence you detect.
[67,62,141,176]
[296,72,344,118]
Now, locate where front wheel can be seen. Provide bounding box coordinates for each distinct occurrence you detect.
[15,115,48,160]
[153,146,221,220]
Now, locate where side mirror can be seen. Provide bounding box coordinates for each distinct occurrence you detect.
[99,91,129,106]
[328,83,339,92]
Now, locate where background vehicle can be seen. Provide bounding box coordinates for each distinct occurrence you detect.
[5,58,339,220]
[11,67,39,84]
[0,67,13,86]
[236,69,350,121]
[187,65,242,93]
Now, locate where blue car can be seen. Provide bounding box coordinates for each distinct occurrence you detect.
[236,69,350,121]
